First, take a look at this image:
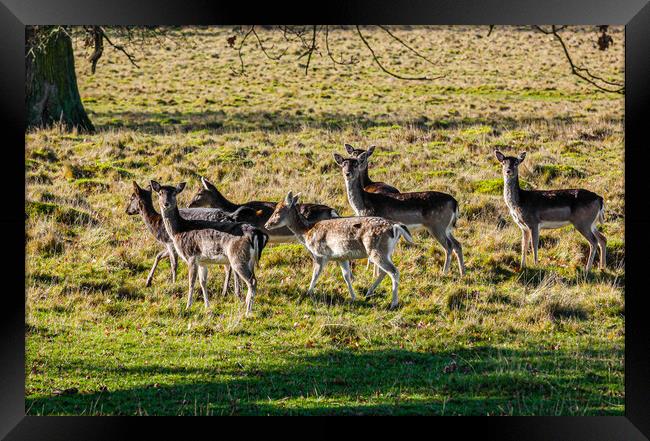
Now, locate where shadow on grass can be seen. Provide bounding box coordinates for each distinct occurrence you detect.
[89,110,614,135]
[26,346,623,416]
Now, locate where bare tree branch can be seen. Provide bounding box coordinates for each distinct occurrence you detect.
[355,26,441,81]
[251,27,288,61]
[324,25,359,66]
[533,25,623,93]
[377,25,437,67]
[96,26,139,69]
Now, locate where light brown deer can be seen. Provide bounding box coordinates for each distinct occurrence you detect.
[494,150,606,271]
[265,192,414,309]
[150,181,268,315]
[334,149,465,275]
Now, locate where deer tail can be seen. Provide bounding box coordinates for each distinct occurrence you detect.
[394,224,415,244]
[598,198,605,224]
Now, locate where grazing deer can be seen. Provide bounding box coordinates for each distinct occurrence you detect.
[344,144,400,194]
[126,182,255,296]
[189,176,340,243]
[334,150,465,275]
[150,181,268,315]
[265,192,413,309]
[494,150,606,271]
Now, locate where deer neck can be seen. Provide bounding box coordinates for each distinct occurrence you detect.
[283,206,310,240]
[360,166,372,188]
[344,173,367,215]
[160,204,184,236]
[503,174,521,208]
[138,195,164,237]
[211,187,239,212]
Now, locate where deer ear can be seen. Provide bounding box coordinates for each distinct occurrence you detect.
[201,176,217,192]
[200,176,209,190]
[132,181,141,192]
[494,150,505,162]
[150,180,161,193]
[518,152,527,163]
[176,182,186,194]
[285,191,293,205]
[366,146,376,157]
[333,153,344,165]
[292,192,301,205]
[344,144,355,154]
[358,150,370,164]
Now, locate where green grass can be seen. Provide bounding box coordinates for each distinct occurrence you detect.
[25,26,624,415]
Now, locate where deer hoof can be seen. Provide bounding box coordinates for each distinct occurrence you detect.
[389,302,399,310]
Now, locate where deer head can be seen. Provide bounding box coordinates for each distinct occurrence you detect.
[333,150,371,181]
[150,180,186,213]
[495,150,526,179]
[265,191,301,230]
[125,181,153,215]
[188,176,219,208]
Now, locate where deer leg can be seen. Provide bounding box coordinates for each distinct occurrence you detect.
[234,272,241,299]
[231,262,256,316]
[370,254,400,310]
[339,260,356,301]
[520,229,530,269]
[221,265,231,297]
[428,227,453,275]
[306,257,327,296]
[166,243,178,284]
[146,249,168,287]
[186,261,197,310]
[575,224,598,272]
[530,226,540,265]
[198,265,210,309]
[593,228,607,269]
[448,233,465,276]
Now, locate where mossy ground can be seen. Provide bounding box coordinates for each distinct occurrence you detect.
[25,26,624,415]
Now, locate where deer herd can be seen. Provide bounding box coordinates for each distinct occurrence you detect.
[126,145,607,315]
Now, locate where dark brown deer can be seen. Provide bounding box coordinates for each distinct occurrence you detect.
[265,192,413,309]
[150,181,268,315]
[334,150,465,275]
[344,144,400,194]
[126,182,255,296]
[494,150,606,271]
[189,176,340,243]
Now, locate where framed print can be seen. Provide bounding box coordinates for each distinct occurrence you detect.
[2,0,650,438]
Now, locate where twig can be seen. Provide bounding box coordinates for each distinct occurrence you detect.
[534,25,623,93]
[97,26,139,68]
[377,25,437,67]
[355,26,440,81]
[324,25,358,65]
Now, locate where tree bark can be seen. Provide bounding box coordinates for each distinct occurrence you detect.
[26,28,94,132]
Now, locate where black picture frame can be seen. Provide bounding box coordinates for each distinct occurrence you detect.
[3,0,649,437]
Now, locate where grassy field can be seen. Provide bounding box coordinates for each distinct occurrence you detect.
[25,26,625,415]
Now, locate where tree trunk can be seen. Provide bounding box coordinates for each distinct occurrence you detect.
[26,28,94,132]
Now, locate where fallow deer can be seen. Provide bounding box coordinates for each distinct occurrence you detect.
[126,182,256,296]
[150,181,268,315]
[344,144,401,277]
[344,144,400,194]
[494,150,606,271]
[334,150,465,275]
[265,192,413,309]
[189,176,340,243]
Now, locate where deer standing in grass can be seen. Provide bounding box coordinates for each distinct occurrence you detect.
[125,181,256,295]
[494,150,606,271]
[334,149,465,276]
[150,181,268,315]
[265,192,413,309]
[344,144,401,277]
